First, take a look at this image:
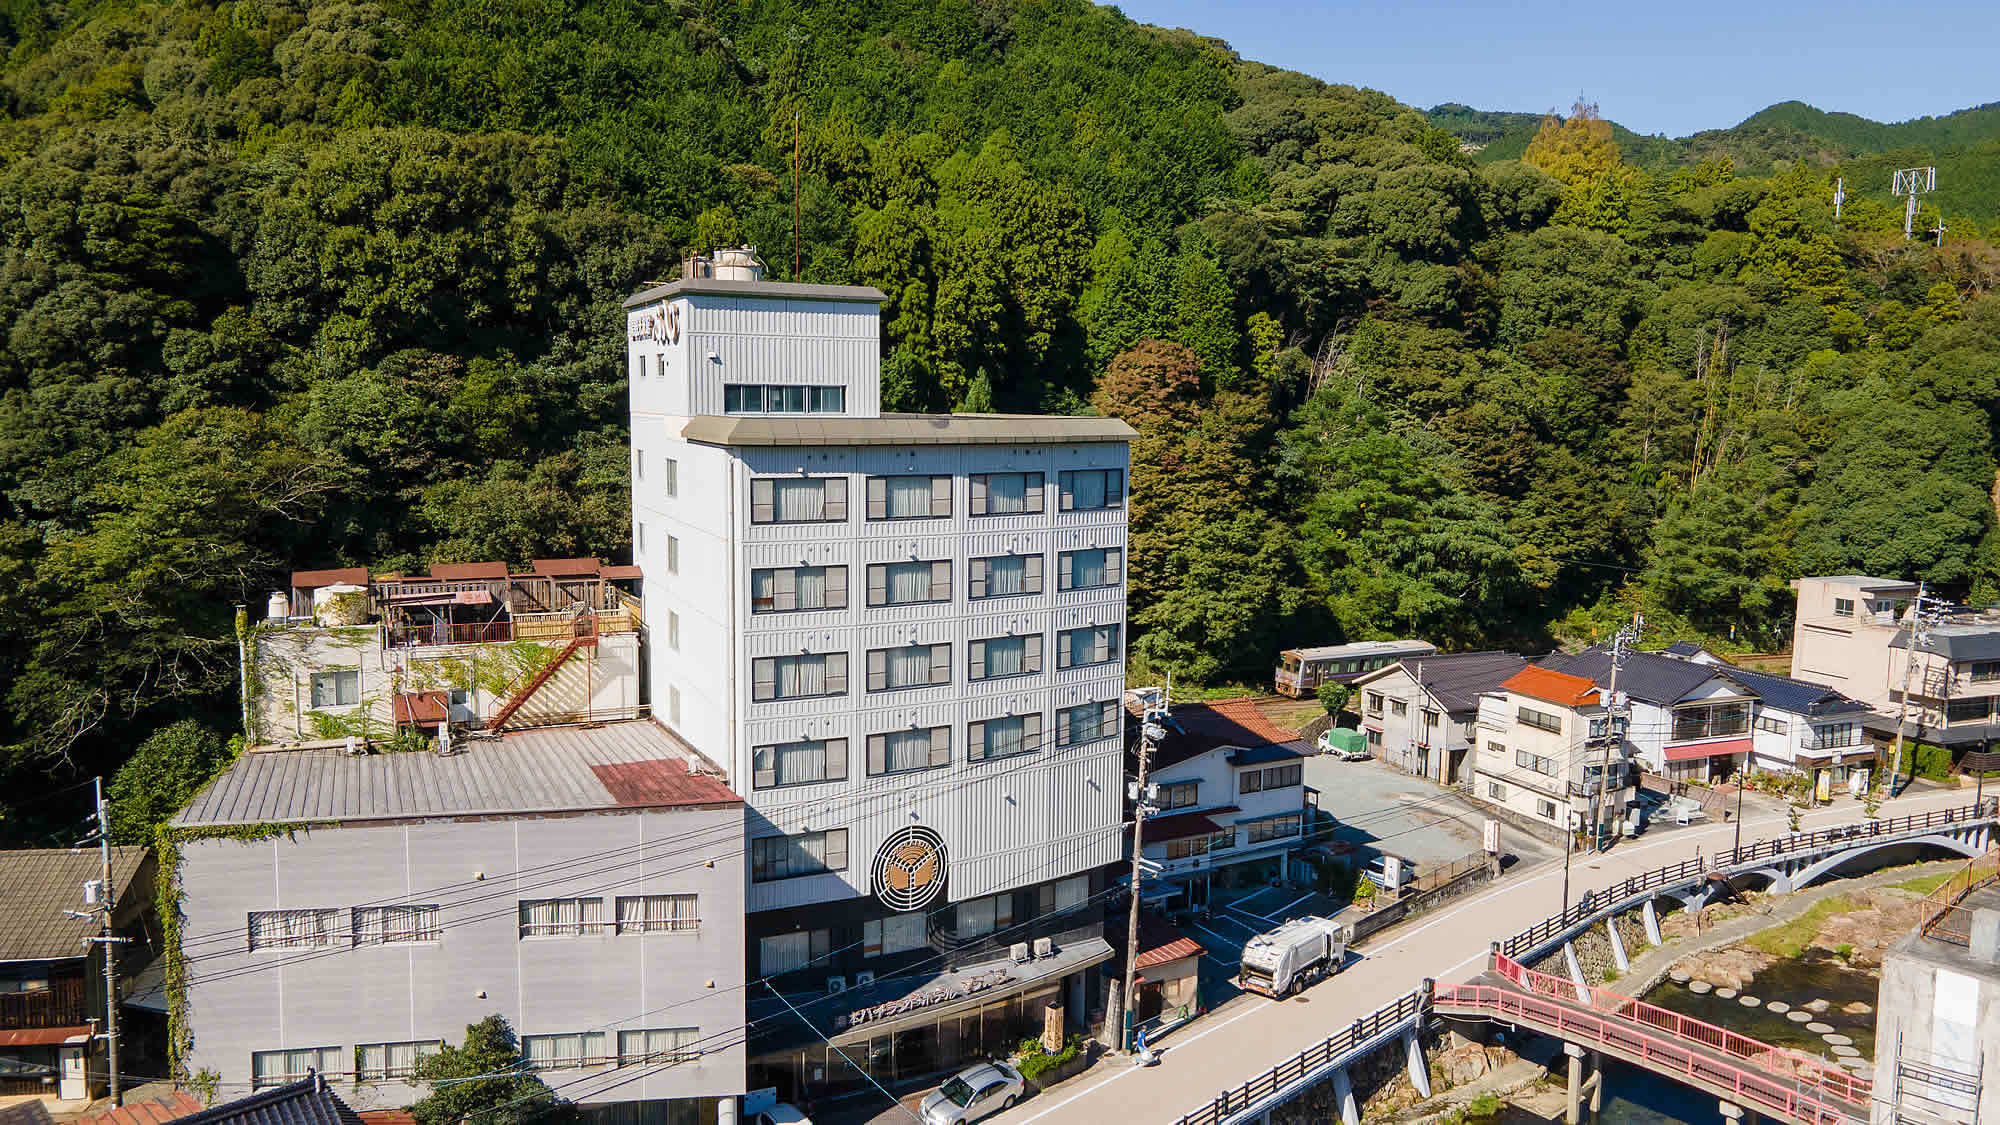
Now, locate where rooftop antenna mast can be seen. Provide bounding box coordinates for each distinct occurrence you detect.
[1833,176,1845,226]
[792,109,801,280]
[1891,166,1938,241]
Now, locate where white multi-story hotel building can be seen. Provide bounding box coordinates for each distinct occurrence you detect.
[624,249,1134,1104]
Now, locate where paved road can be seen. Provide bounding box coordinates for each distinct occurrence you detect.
[1303,755,1563,871]
[992,787,1976,1125]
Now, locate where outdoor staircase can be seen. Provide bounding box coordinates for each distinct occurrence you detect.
[489,634,597,731]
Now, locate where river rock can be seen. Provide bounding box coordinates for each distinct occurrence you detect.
[1740,995,1762,1007]
[1832,1045,1861,1058]
[1807,1022,1835,1034]
[1823,1033,1853,1046]
[1690,981,1713,994]
[1671,969,1691,984]
[1843,1001,1874,1015]
[1806,999,1832,1013]
[1788,1011,1813,1023]
[1767,1001,1790,1013]
[1717,987,1739,999]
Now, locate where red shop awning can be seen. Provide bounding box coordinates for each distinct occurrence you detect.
[1665,737,1753,763]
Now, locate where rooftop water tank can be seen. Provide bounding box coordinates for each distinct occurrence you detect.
[313,582,370,626]
[266,591,290,621]
[712,246,764,281]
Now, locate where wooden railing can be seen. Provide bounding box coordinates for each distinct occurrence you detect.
[1171,989,1425,1125]
[1432,984,1864,1125]
[0,977,89,1030]
[1487,952,1869,1104]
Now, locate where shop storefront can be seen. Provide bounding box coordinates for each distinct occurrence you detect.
[1663,737,1751,784]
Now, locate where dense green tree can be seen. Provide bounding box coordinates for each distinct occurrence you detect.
[410,1015,562,1125]
[108,721,236,846]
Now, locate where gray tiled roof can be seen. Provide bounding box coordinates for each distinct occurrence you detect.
[0,846,149,962]
[175,1077,362,1125]
[1400,651,1529,714]
[681,412,1136,448]
[623,277,886,306]
[1711,665,1871,718]
[174,722,738,829]
[1542,646,1730,705]
[1892,624,2000,662]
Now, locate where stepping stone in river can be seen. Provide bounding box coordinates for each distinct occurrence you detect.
[1823,1033,1853,1046]
[1807,1023,1835,1034]
[1717,987,1739,999]
[1788,1011,1814,1023]
[1831,1045,1861,1058]
[1671,970,1691,984]
[1767,1001,1790,1013]
[1806,998,1832,1013]
[1740,995,1762,1007]
[1690,981,1713,994]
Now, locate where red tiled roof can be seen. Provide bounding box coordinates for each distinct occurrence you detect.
[1198,699,1299,744]
[533,558,601,576]
[1500,666,1600,708]
[590,759,741,808]
[392,691,449,726]
[75,1091,205,1125]
[0,1025,92,1046]
[427,561,508,581]
[1133,915,1204,971]
[356,1113,414,1125]
[291,567,368,590]
[1143,808,1238,843]
[1143,697,1304,770]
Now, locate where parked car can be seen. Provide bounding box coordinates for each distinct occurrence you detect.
[921,1061,1025,1124]
[749,1105,813,1125]
[1364,855,1416,890]
[1315,729,1371,760]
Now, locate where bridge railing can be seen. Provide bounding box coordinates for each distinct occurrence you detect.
[1169,989,1424,1125]
[1432,984,1860,1125]
[1502,800,1996,959]
[1918,849,2000,946]
[1489,953,1870,1104]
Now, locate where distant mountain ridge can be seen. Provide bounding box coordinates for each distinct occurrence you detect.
[1427,99,2000,223]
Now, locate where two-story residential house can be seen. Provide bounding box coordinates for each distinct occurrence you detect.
[624,248,1132,1103]
[171,722,747,1118]
[246,560,643,748]
[1679,662,1877,792]
[0,847,153,1106]
[1129,698,1315,912]
[1542,647,1761,785]
[1471,667,1633,837]
[1351,652,1529,785]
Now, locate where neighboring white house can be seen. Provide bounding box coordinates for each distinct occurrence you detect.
[625,248,1130,1105]
[1541,647,1760,785]
[1656,654,1877,791]
[1352,652,1529,786]
[1471,666,1634,836]
[1129,698,1314,912]
[171,722,747,1117]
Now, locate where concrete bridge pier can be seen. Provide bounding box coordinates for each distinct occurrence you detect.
[1606,915,1630,973]
[1564,940,1590,995]
[1642,899,1663,946]
[1329,1066,1360,1125]
[1562,1043,1603,1125]
[1718,1098,1755,1125]
[1404,1029,1431,1098]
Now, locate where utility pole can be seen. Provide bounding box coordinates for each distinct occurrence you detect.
[1833,176,1845,226]
[1120,684,1167,1054]
[1590,615,1641,851]
[93,777,121,1106]
[1889,582,1940,800]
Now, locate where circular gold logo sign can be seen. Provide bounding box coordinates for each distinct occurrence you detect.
[873,826,948,911]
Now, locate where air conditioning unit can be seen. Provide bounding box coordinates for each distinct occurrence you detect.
[1009,942,1032,964]
[826,976,847,995]
[855,971,876,987]
[1033,937,1055,959]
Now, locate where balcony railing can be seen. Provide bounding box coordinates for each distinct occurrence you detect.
[0,977,89,1030]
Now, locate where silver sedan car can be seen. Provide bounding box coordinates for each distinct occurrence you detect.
[919,1060,1026,1124]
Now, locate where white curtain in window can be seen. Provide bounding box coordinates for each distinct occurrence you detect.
[776,740,827,784]
[885,477,933,517]
[987,474,1027,513]
[888,561,932,602]
[987,637,1025,678]
[1071,472,1107,508]
[889,646,932,688]
[1072,550,1107,588]
[520,898,602,937]
[884,729,930,771]
[762,932,811,974]
[987,556,1026,596]
[794,567,827,609]
[773,479,826,521]
[957,896,997,937]
[777,655,826,698]
[988,717,1025,758]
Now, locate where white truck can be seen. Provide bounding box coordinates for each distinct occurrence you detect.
[1239,916,1351,998]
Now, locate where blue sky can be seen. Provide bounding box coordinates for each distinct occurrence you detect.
[1111,0,1995,137]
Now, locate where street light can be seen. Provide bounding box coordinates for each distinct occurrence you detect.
[1733,771,1746,856]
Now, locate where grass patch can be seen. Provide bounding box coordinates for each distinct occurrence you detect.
[1744,896,1857,958]
[1889,870,1960,895]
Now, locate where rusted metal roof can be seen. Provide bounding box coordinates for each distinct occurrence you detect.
[391,691,448,726]
[533,558,602,576]
[0,1025,92,1046]
[74,1091,205,1125]
[289,567,367,590]
[1133,916,1204,971]
[681,412,1135,448]
[175,722,738,828]
[425,561,507,581]
[0,846,149,961]
[599,564,643,580]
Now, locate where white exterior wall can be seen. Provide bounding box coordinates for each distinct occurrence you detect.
[179,807,746,1109]
[626,296,882,420]
[1471,690,1633,831]
[1142,749,1309,883]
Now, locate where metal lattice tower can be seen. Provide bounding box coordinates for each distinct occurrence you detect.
[1893,166,1939,241]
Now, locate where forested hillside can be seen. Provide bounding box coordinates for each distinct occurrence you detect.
[1433,99,2000,224]
[2,0,1998,841]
